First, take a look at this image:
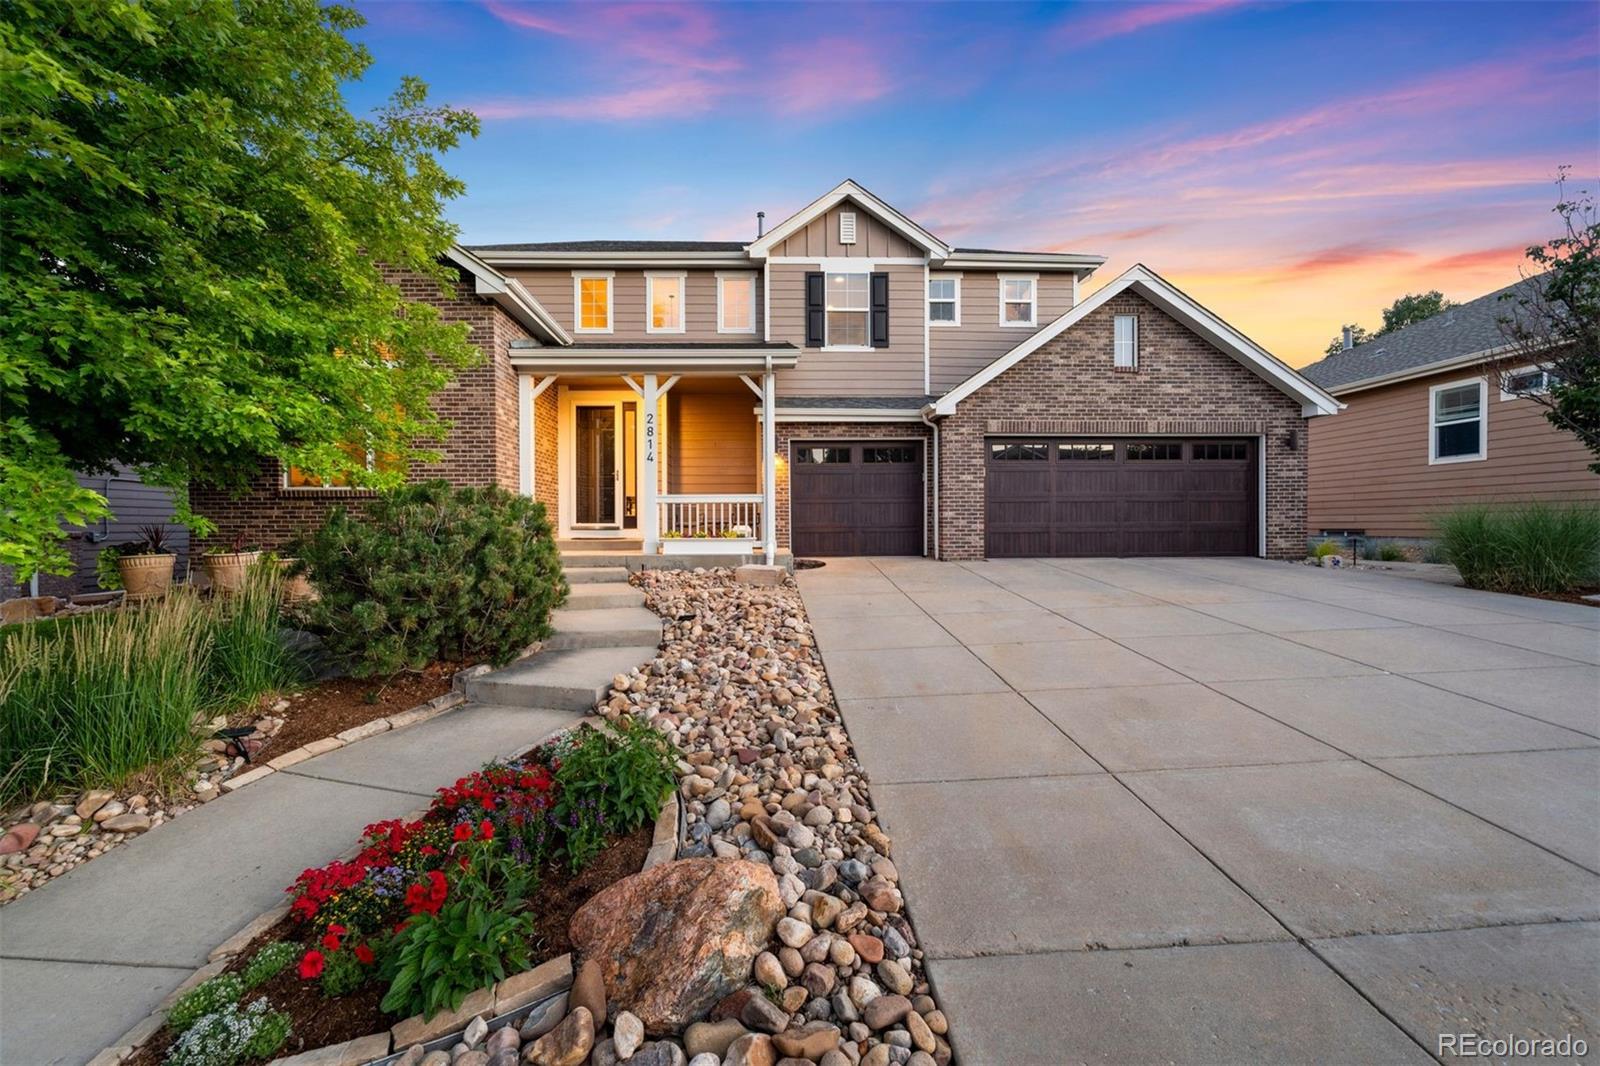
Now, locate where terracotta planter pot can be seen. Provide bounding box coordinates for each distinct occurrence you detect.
[202,550,262,596]
[117,553,175,599]
[276,556,318,605]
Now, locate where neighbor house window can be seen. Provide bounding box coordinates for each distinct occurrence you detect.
[285,442,398,490]
[999,275,1037,327]
[1114,314,1139,369]
[718,273,756,334]
[826,272,870,348]
[647,273,685,334]
[1501,365,1559,400]
[573,272,613,333]
[928,275,960,325]
[1430,378,1487,463]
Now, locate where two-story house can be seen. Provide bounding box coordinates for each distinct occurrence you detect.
[192,180,1339,562]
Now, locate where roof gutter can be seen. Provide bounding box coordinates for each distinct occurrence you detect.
[443,246,572,345]
[471,249,750,268]
[1319,342,1524,396]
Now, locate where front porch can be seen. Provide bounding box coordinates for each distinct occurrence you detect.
[509,343,798,564]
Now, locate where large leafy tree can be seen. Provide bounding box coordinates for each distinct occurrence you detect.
[1492,174,1600,472]
[1323,291,1456,356]
[1,0,481,579]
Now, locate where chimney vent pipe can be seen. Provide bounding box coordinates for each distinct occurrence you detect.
[757,211,766,237]
[1342,325,1354,351]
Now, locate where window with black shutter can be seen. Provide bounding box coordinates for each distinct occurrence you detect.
[870,272,889,348]
[805,272,825,347]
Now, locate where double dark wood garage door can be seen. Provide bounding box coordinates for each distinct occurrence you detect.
[790,441,923,556]
[986,437,1257,558]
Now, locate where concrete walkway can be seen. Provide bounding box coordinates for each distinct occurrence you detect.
[798,556,1600,1064]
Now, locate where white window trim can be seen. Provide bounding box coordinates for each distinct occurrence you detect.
[716,271,758,335]
[998,273,1038,328]
[1114,313,1139,369]
[572,270,614,334]
[928,272,961,327]
[1499,364,1554,401]
[280,450,379,493]
[645,271,687,335]
[1428,376,1488,465]
[823,269,873,352]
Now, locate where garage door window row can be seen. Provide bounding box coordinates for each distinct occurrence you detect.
[990,440,1248,462]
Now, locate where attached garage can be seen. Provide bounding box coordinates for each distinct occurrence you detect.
[790,440,924,556]
[985,438,1257,557]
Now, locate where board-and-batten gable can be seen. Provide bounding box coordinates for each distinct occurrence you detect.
[928,272,1077,393]
[766,200,927,260]
[1307,360,1600,538]
[505,267,764,342]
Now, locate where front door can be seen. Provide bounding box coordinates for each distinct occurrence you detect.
[574,402,622,527]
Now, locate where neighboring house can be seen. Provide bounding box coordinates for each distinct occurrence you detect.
[191,179,1339,562]
[0,465,191,600]
[1300,279,1597,542]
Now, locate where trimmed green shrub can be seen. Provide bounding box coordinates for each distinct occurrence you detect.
[1434,501,1600,595]
[1312,539,1341,559]
[1375,542,1409,562]
[289,481,566,677]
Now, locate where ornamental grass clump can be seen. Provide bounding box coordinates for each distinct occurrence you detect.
[206,560,302,709]
[1434,501,1600,595]
[288,481,567,677]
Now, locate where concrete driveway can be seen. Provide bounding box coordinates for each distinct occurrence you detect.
[797,556,1600,1065]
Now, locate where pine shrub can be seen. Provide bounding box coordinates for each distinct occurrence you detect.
[289,482,566,677]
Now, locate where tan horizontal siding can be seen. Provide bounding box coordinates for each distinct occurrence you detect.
[508,268,763,343]
[929,272,1075,392]
[770,262,927,398]
[1308,367,1599,536]
[770,200,921,259]
[668,388,759,494]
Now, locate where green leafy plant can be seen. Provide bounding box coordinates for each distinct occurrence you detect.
[1434,501,1600,595]
[379,838,536,1019]
[551,720,675,869]
[1312,539,1341,560]
[289,482,566,677]
[166,973,245,1035]
[319,945,372,999]
[164,997,289,1066]
[241,942,299,990]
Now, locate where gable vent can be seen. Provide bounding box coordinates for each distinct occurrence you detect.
[839,211,857,245]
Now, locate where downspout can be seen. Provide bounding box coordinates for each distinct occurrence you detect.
[920,408,940,561]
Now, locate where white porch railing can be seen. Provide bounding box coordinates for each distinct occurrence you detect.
[658,493,762,550]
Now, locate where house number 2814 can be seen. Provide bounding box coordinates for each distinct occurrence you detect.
[645,411,655,462]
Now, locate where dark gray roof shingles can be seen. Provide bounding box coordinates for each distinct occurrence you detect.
[774,395,937,409]
[467,240,746,253]
[1300,277,1544,391]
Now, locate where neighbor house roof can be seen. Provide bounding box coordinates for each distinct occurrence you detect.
[468,240,746,253]
[930,264,1341,418]
[1299,277,1545,394]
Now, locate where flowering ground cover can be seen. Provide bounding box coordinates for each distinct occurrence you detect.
[124,719,675,1066]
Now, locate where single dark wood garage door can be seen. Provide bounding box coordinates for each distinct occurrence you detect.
[986,438,1256,557]
[791,441,924,556]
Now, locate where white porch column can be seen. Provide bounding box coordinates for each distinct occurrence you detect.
[762,371,776,565]
[518,375,557,499]
[640,374,660,555]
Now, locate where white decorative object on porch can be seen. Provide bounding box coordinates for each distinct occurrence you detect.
[658,494,762,553]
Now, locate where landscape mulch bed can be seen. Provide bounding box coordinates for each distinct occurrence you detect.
[243,663,461,762]
[124,823,651,1066]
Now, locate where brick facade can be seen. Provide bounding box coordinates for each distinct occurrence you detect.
[774,420,934,554]
[189,266,529,550]
[934,292,1310,561]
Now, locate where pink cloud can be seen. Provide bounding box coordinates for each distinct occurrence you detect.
[468,77,723,121]
[766,38,897,115]
[1055,0,1250,49]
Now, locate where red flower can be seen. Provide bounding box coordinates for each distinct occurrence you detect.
[321,931,342,952]
[327,924,347,936]
[298,950,325,980]
[420,845,439,856]
[452,822,473,842]
[404,870,449,916]
[478,819,494,840]
[355,943,375,965]
[290,896,319,920]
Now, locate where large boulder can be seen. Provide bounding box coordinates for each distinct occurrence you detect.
[569,858,782,1035]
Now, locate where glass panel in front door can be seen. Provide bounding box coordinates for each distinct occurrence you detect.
[575,405,618,525]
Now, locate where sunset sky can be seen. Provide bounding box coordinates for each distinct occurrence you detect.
[347,0,1600,366]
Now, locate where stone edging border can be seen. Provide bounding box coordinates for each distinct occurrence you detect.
[87,734,682,1066]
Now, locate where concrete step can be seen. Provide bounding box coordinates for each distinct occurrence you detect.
[565,582,646,611]
[463,645,658,711]
[556,538,639,552]
[566,566,630,585]
[562,551,645,569]
[544,606,662,651]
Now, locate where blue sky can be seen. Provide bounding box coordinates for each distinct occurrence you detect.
[344,0,1600,362]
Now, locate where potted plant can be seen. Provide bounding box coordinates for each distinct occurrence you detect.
[115,524,177,599]
[273,553,317,605]
[202,531,262,596]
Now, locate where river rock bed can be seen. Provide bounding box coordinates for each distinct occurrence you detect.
[585,566,953,1066]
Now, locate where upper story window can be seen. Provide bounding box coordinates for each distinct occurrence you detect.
[1114,314,1139,369]
[718,272,756,334]
[573,271,613,333]
[1430,378,1487,464]
[826,272,870,348]
[1000,275,1037,327]
[928,275,960,326]
[647,272,685,334]
[1501,365,1559,400]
